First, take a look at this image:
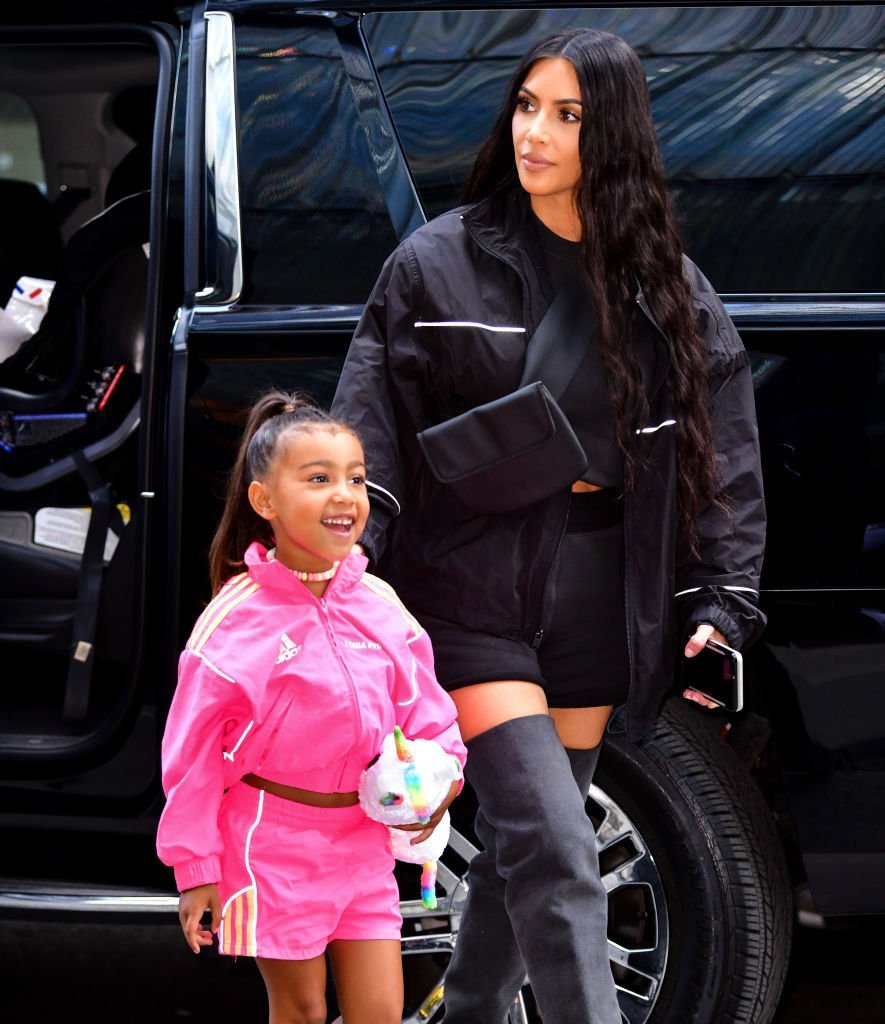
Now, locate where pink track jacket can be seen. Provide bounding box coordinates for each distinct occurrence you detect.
[156,543,467,893]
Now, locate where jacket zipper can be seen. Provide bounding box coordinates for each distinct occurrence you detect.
[318,595,364,776]
[529,497,569,648]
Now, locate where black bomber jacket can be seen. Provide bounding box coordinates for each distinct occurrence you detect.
[332,189,767,741]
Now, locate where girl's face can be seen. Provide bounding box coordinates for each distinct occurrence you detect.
[512,57,583,219]
[248,426,369,573]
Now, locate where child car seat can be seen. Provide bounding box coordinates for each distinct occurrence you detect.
[0,188,149,409]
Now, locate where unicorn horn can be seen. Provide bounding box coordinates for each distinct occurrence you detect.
[394,726,413,762]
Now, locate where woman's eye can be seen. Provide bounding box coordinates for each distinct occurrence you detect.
[516,96,533,113]
[560,108,580,123]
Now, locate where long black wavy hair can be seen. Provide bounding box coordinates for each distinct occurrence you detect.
[463,28,725,545]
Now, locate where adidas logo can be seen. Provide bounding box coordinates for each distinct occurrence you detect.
[276,633,302,664]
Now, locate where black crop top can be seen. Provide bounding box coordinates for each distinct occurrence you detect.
[526,211,625,489]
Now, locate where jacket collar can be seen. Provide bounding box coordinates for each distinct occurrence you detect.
[461,188,532,266]
[243,541,369,599]
[461,188,549,331]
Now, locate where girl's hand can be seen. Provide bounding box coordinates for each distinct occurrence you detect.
[178,883,221,954]
[394,779,461,845]
[682,623,729,709]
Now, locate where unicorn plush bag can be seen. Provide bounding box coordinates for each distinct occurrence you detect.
[358,726,462,909]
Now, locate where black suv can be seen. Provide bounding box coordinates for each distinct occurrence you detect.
[1,3,883,1023]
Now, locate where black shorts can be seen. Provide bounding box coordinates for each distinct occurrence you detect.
[422,489,630,709]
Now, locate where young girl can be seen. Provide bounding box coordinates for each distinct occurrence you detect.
[156,391,466,1024]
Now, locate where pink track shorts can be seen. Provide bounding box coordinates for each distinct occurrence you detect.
[216,782,402,960]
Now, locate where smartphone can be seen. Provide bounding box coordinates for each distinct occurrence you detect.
[681,637,744,712]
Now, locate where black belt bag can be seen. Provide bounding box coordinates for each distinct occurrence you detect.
[416,283,591,514]
[416,380,587,514]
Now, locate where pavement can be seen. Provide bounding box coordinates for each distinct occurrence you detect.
[1,916,882,1022]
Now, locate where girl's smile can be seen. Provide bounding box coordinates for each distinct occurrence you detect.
[322,515,356,537]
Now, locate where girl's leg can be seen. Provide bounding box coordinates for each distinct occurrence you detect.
[256,954,328,1024]
[327,938,403,1024]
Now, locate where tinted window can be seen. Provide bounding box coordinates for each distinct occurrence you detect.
[365,5,885,294]
[749,333,885,588]
[234,20,398,304]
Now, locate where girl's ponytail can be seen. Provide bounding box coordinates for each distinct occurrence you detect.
[207,390,347,595]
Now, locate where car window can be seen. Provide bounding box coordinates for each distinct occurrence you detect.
[750,334,885,588]
[365,5,885,295]
[0,90,44,189]
[234,19,399,305]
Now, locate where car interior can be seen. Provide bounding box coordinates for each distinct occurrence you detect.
[0,38,161,751]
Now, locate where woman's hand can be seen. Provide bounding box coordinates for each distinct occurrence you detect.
[393,778,461,845]
[178,883,221,953]
[682,623,729,709]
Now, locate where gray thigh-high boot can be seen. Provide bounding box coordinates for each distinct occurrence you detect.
[443,742,607,1022]
[443,715,620,1024]
[565,742,603,804]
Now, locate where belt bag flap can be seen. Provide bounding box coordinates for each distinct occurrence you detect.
[416,381,588,514]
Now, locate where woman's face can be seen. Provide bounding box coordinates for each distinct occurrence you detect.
[512,57,583,210]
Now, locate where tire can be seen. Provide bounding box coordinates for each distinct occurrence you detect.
[589,698,793,1024]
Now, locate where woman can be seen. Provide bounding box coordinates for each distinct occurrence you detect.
[332,27,766,1024]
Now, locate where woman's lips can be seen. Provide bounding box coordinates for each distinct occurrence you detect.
[521,154,553,171]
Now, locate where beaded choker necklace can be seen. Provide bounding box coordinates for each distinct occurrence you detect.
[268,548,339,582]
